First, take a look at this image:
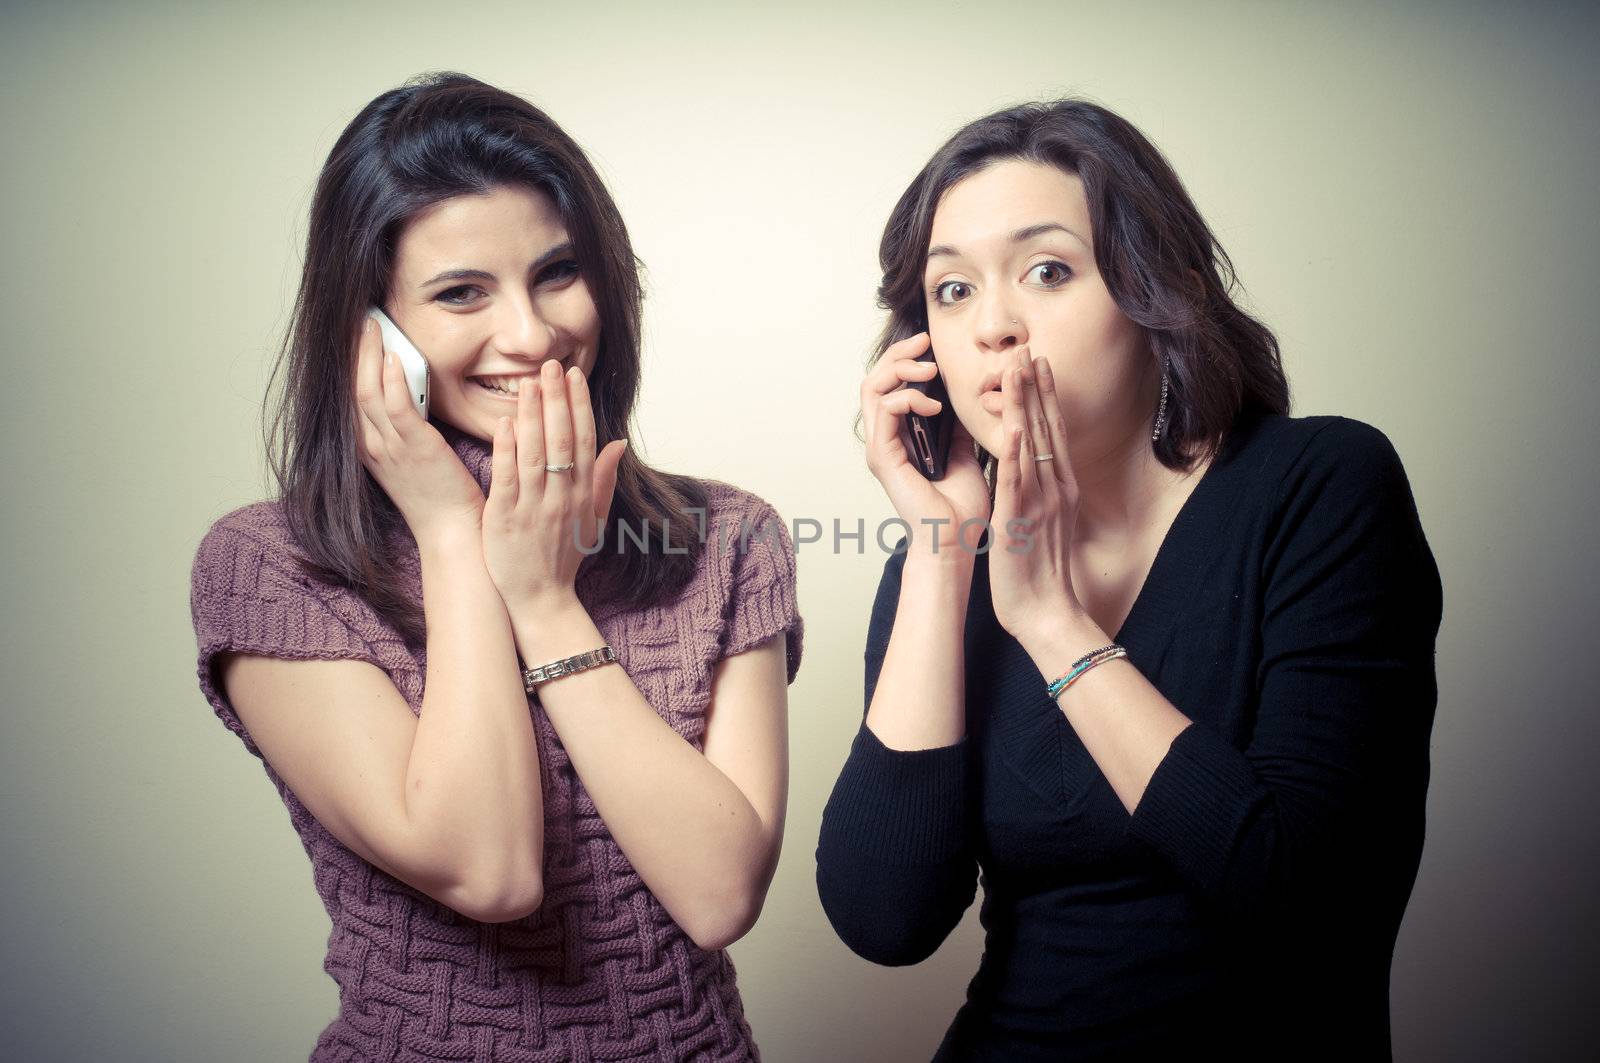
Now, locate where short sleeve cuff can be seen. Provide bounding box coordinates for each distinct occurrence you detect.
[190,522,382,759]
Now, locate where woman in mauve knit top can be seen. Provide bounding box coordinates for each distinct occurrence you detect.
[189,72,802,1062]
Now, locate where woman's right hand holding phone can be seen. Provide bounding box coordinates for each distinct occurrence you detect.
[862,332,992,559]
[354,317,486,550]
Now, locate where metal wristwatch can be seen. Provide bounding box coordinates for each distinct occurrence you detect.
[520,646,618,694]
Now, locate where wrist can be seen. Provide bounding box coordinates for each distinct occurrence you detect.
[505,594,598,663]
[504,587,583,619]
[1020,609,1110,673]
[901,538,978,577]
[416,521,484,565]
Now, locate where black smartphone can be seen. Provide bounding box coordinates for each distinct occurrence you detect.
[900,344,955,480]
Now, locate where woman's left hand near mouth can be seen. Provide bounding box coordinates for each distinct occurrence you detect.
[988,348,1091,655]
[481,359,628,613]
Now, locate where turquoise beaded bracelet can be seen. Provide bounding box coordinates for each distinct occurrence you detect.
[1046,644,1128,699]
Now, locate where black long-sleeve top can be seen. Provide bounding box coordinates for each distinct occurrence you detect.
[815,413,1443,1061]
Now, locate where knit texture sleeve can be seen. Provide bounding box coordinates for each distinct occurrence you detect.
[1127,418,1443,926]
[814,541,977,966]
[716,495,804,685]
[189,507,386,760]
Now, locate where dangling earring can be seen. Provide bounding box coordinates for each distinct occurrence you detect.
[1151,356,1171,443]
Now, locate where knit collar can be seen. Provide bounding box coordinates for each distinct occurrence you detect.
[434,419,497,497]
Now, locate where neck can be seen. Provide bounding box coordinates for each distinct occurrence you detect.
[1044,357,1179,543]
[1067,423,1184,544]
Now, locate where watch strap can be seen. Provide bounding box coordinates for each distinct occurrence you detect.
[521,645,618,693]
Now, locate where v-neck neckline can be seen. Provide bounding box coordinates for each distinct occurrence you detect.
[969,413,1260,646]
[968,413,1267,816]
[1108,420,1249,647]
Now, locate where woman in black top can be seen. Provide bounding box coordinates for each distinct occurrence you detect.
[816,100,1442,1061]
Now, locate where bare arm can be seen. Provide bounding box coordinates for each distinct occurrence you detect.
[508,595,789,952]
[865,544,975,750]
[220,524,545,923]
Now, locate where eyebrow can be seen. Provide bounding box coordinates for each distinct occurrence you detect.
[926,223,1088,262]
[417,241,575,289]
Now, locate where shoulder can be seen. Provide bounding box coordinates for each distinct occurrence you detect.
[694,479,795,562]
[697,479,786,528]
[690,479,804,677]
[191,500,303,593]
[1241,414,1439,611]
[691,478,797,602]
[195,498,295,548]
[190,500,365,618]
[1280,416,1408,499]
[1284,414,1404,473]
[1227,413,1415,512]
[189,498,406,679]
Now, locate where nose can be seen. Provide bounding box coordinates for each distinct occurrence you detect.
[495,294,560,365]
[973,290,1026,354]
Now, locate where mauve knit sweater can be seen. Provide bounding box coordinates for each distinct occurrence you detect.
[189,422,803,1063]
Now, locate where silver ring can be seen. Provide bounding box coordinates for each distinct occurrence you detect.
[1033,453,1054,462]
[545,462,574,473]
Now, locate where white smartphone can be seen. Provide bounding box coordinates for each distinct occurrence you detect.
[366,307,431,420]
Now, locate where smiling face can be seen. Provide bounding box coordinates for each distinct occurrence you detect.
[923,158,1155,461]
[383,183,601,442]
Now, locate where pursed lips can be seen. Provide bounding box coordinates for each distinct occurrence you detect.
[977,349,1032,397]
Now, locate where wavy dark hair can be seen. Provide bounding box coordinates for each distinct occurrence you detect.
[262,71,707,648]
[862,98,1290,483]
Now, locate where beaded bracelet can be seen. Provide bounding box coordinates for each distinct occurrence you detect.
[1046,644,1128,700]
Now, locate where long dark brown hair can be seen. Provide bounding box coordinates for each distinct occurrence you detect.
[262,71,707,648]
[863,98,1290,482]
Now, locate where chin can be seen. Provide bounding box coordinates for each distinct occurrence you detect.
[974,419,1007,457]
[430,398,494,441]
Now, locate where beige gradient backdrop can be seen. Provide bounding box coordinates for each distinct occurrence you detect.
[2,1,1594,1059]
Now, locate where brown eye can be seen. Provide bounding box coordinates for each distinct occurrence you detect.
[1027,262,1071,287]
[437,285,483,305]
[539,260,580,286]
[932,280,973,305]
